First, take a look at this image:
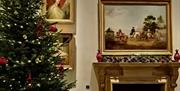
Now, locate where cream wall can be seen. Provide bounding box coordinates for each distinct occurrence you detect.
[71,0,180,91]
[172,0,180,91]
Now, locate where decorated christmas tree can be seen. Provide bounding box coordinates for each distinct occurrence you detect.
[0,0,75,91]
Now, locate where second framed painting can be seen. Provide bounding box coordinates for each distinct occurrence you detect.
[99,0,172,55]
[42,0,75,23]
[57,33,75,69]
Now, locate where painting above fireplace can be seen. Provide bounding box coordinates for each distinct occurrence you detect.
[98,0,172,55]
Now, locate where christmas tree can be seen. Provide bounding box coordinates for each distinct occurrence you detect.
[0,0,75,91]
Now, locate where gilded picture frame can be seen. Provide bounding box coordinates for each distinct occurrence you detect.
[99,0,172,55]
[42,0,75,23]
[57,33,75,69]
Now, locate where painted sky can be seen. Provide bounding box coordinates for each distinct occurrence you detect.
[105,5,166,35]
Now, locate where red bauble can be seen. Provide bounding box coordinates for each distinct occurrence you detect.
[27,72,32,85]
[174,49,180,62]
[0,56,8,65]
[49,24,57,32]
[96,50,102,62]
[36,22,43,37]
[59,63,64,71]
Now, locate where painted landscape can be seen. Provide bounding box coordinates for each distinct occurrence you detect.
[104,5,167,50]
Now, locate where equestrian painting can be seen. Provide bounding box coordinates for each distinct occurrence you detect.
[98,0,172,55]
[104,5,169,50]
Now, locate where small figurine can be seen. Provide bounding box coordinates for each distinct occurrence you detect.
[96,50,102,62]
[174,49,180,62]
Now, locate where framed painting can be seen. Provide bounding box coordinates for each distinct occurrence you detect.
[57,33,75,69]
[99,0,172,55]
[42,0,75,23]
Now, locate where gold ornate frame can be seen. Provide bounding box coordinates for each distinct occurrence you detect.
[58,33,75,69]
[98,0,172,55]
[42,0,75,23]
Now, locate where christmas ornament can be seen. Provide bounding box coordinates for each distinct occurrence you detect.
[174,49,180,62]
[20,25,23,28]
[26,72,32,87]
[59,63,64,72]
[36,83,41,87]
[23,34,27,39]
[96,50,102,62]
[49,24,57,32]
[0,56,8,65]
[58,63,65,79]
[35,19,44,37]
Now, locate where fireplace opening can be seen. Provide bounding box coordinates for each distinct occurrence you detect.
[112,83,165,91]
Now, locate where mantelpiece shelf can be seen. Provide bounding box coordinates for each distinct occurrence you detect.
[93,62,180,91]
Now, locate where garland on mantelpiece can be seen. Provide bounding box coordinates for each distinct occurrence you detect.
[102,55,173,63]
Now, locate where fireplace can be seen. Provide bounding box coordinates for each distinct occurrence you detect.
[112,83,165,91]
[93,63,180,91]
[111,79,166,91]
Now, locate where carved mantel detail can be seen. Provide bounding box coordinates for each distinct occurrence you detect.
[93,62,180,91]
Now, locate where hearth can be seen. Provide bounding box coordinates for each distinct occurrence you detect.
[111,78,166,91]
[93,63,180,91]
[112,83,165,91]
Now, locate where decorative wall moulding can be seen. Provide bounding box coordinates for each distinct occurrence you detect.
[98,0,172,55]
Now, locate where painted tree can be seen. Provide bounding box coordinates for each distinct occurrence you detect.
[143,15,159,33]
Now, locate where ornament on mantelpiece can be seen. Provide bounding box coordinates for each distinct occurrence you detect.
[0,56,8,65]
[96,50,102,62]
[174,49,180,62]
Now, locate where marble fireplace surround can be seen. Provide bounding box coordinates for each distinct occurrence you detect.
[93,62,180,91]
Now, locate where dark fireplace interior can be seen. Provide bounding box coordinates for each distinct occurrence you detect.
[112,83,165,91]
